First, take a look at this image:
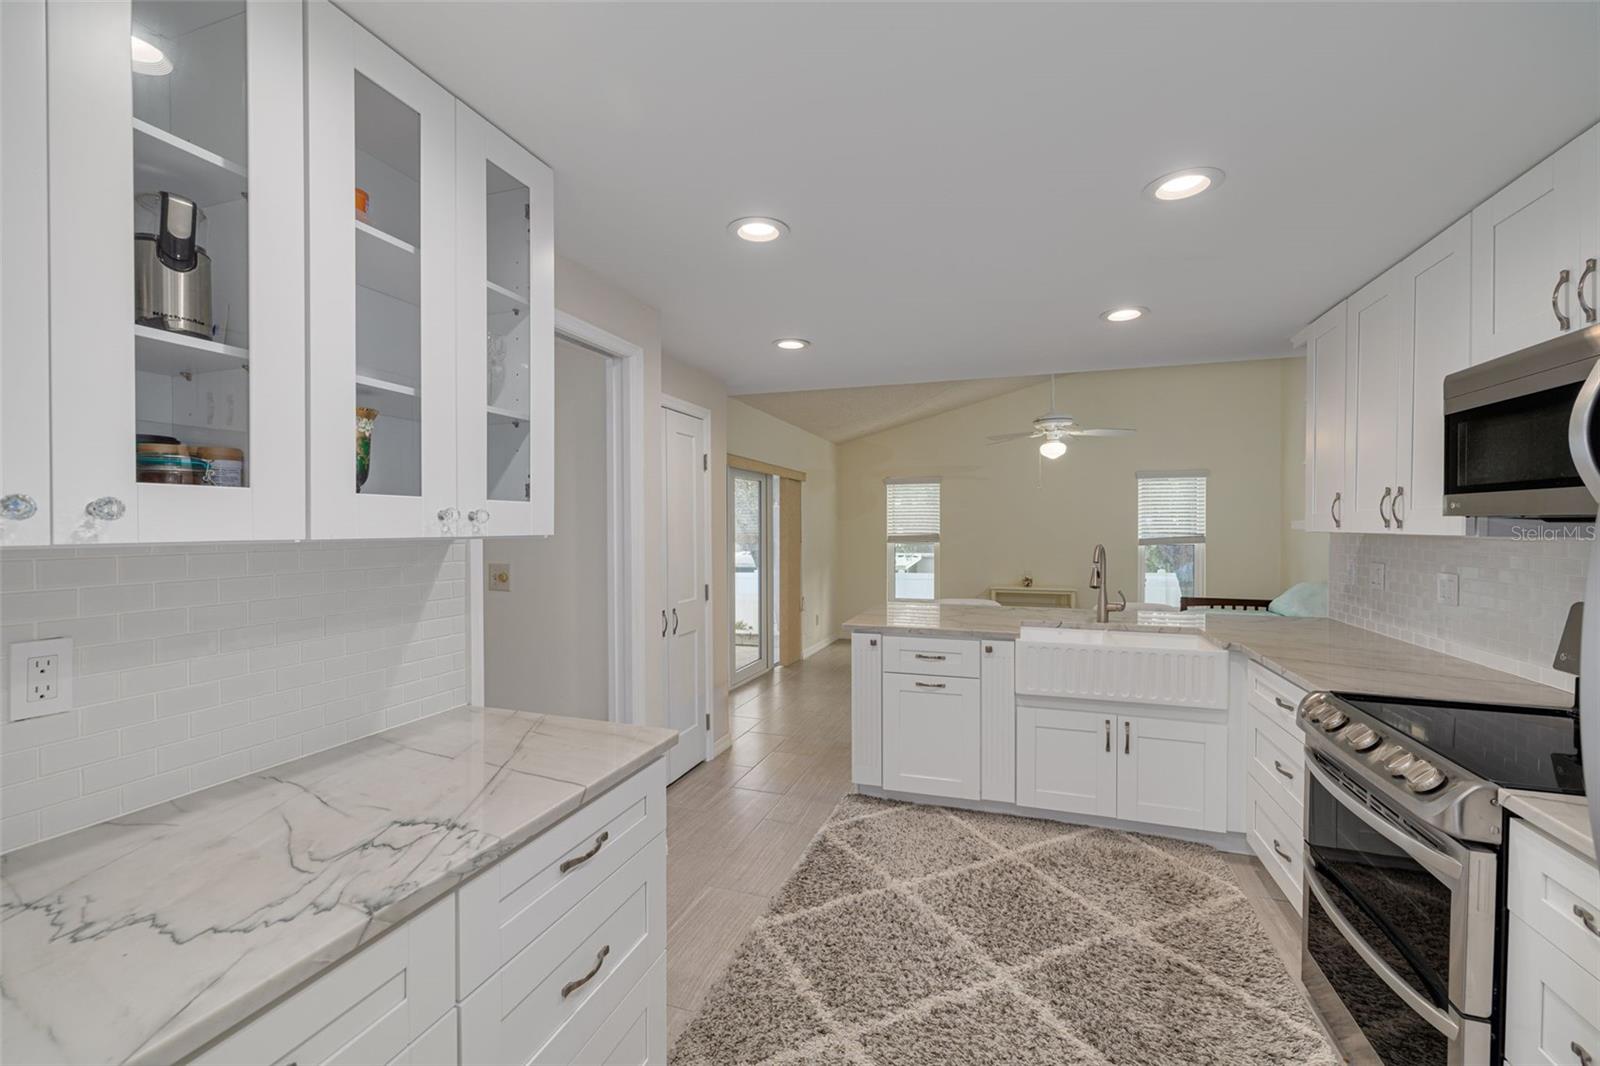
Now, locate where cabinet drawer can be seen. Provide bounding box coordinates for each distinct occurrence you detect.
[1246,704,1304,818]
[883,635,982,678]
[549,954,666,1066]
[460,834,666,1065]
[459,759,666,996]
[387,1008,458,1066]
[881,673,981,800]
[1246,775,1303,908]
[1509,818,1600,980]
[1506,915,1600,1066]
[191,896,455,1065]
[1246,662,1307,733]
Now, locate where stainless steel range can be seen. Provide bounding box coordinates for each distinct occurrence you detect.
[1296,686,1583,1066]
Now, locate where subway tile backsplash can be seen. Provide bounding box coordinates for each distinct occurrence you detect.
[0,541,467,853]
[1329,532,1587,694]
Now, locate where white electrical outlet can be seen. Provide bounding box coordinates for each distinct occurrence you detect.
[1436,573,1460,606]
[9,637,73,722]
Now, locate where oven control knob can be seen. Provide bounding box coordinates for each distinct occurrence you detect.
[1384,751,1417,777]
[1320,710,1348,732]
[1405,762,1447,794]
[1344,724,1380,751]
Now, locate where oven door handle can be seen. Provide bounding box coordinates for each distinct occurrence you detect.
[1568,349,1600,502]
[1305,760,1463,884]
[1307,868,1461,1041]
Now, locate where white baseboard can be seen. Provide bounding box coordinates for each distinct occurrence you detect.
[710,732,733,758]
[803,635,841,659]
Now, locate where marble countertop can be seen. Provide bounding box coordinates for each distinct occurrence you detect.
[0,707,677,1066]
[842,604,1572,709]
[1502,789,1596,862]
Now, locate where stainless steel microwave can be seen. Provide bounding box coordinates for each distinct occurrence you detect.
[1443,324,1600,519]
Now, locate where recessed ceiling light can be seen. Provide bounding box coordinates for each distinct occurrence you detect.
[1100,307,1147,323]
[729,217,789,243]
[774,338,810,351]
[130,33,173,76]
[1145,167,1225,202]
[1039,439,1068,460]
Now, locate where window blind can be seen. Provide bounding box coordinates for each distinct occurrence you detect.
[1137,473,1206,543]
[886,479,941,542]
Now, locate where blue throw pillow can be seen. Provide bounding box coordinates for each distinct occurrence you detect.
[1268,581,1328,618]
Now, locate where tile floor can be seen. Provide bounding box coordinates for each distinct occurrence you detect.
[663,639,1373,1063]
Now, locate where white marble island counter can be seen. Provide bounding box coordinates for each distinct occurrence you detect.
[0,706,677,1066]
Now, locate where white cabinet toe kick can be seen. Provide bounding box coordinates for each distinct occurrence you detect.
[851,630,1276,857]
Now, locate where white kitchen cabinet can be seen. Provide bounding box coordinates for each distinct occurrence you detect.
[979,640,1016,803]
[851,633,884,787]
[1116,714,1228,832]
[455,101,554,538]
[1298,301,1348,533]
[1471,125,1599,365]
[1245,775,1303,904]
[881,672,981,800]
[307,0,457,539]
[1,0,52,545]
[1344,268,1404,533]
[45,0,305,544]
[1015,704,1117,818]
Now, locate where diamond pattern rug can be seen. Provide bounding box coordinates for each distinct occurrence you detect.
[670,795,1339,1066]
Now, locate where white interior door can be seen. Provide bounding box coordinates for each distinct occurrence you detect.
[661,404,707,781]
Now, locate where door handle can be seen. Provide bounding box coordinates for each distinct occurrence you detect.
[1575,903,1600,937]
[1272,839,1294,862]
[559,831,609,874]
[1391,486,1405,529]
[1274,697,1295,712]
[560,944,611,999]
[1378,487,1392,529]
[1580,258,1597,324]
[1569,351,1600,503]
[661,610,668,637]
[1124,720,1130,755]
[1273,760,1295,780]
[672,608,679,635]
[1330,492,1341,529]
[1553,268,1572,331]
[1104,718,1111,752]
[914,681,946,689]
[1573,1042,1594,1066]
[913,653,947,661]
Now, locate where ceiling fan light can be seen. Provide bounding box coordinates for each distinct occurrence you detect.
[1039,439,1068,460]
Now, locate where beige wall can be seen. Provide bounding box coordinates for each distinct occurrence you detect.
[835,358,1311,627]
[483,340,610,719]
[659,354,731,745]
[727,401,840,654]
[1279,357,1330,588]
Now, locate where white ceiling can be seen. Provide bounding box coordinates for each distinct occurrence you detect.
[348,2,1600,395]
[737,376,1045,443]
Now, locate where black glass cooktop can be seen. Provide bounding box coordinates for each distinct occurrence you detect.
[1334,694,1584,795]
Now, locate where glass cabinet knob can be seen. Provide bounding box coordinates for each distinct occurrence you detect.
[1,494,38,521]
[85,497,127,521]
[468,509,491,526]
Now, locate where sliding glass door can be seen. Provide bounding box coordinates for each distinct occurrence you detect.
[731,468,771,686]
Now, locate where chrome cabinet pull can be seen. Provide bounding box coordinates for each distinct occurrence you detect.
[1104,718,1111,753]
[1272,839,1293,862]
[1574,1042,1594,1066]
[1378,487,1392,529]
[1576,904,1600,937]
[561,944,610,999]
[1274,697,1295,712]
[560,831,609,874]
[1331,492,1341,529]
[1581,258,1597,324]
[1273,760,1294,780]
[913,653,946,661]
[1,494,38,521]
[1554,268,1572,330]
[1124,720,1130,755]
[672,608,678,635]
[914,681,946,689]
[661,610,668,637]
[1392,486,1405,529]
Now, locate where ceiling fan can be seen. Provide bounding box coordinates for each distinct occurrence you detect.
[986,375,1134,459]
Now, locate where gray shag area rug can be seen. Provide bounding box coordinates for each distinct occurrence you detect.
[671,795,1339,1066]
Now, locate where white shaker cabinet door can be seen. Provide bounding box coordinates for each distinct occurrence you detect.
[1471,126,1598,365]
[881,673,981,800]
[1298,301,1348,534]
[307,0,458,539]
[455,102,554,538]
[1116,714,1227,833]
[1015,704,1117,818]
[1344,268,1404,534]
[1,0,51,544]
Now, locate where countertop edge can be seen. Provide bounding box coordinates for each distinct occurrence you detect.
[1501,789,1596,863]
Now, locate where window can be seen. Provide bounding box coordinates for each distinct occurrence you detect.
[886,478,940,600]
[1137,471,1207,608]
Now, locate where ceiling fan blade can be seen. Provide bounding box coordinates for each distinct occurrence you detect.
[1067,428,1135,437]
[985,431,1039,442]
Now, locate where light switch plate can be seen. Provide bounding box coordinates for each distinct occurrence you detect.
[486,562,511,592]
[1436,572,1460,606]
[9,637,73,722]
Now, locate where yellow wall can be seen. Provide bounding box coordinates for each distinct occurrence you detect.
[727,400,839,655]
[835,357,1324,627]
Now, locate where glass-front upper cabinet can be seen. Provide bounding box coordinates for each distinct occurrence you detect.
[455,103,555,538]
[307,0,457,539]
[46,0,304,543]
